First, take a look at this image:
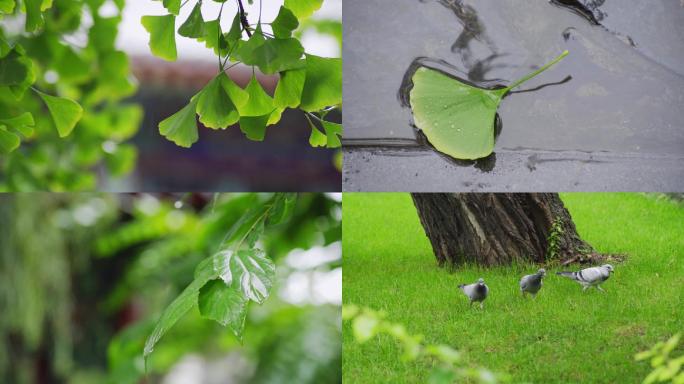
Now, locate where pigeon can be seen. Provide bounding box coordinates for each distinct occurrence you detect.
[458,278,489,308]
[519,268,546,298]
[556,264,614,292]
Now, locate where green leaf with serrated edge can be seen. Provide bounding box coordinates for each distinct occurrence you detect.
[410,51,568,160]
[162,0,180,15]
[25,0,43,31]
[0,125,19,154]
[322,120,342,148]
[143,256,217,362]
[221,74,248,108]
[267,193,297,225]
[0,49,30,86]
[300,54,342,112]
[212,249,275,304]
[36,90,83,137]
[284,0,323,19]
[237,75,275,116]
[159,97,198,147]
[178,1,204,38]
[274,66,306,108]
[196,73,239,129]
[0,0,15,13]
[141,15,177,61]
[199,19,228,56]
[271,6,299,38]
[240,114,270,141]
[198,280,247,339]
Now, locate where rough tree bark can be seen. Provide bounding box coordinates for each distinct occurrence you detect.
[411,193,596,267]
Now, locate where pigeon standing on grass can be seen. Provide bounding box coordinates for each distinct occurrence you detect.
[519,268,546,298]
[458,278,489,309]
[556,264,614,292]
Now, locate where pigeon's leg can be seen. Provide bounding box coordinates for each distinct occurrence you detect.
[596,285,606,293]
[532,293,537,299]
[582,285,589,292]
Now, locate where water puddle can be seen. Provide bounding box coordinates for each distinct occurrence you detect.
[344,0,684,166]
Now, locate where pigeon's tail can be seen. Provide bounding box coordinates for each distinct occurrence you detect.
[556,271,577,280]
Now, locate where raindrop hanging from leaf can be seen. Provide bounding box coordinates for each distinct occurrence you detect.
[409,51,568,160]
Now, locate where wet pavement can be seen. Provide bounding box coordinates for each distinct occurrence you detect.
[343,0,684,191]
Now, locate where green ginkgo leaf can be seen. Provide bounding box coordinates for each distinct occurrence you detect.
[196,73,239,129]
[299,54,342,112]
[237,75,275,117]
[274,65,306,108]
[308,120,327,147]
[271,6,299,38]
[158,97,198,147]
[24,0,43,31]
[240,114,270,141]
[199,19,228,56]
[0,125,20,154]
[233,26,304,75]
[162,0,180,15]
[321,120,342,148]
[0,112,35,137]
[0,48,31,86]
[36,90,83,137]
[141,15,177,61]
[283,0,323,19]
[409,50,568,160]
[178,1,204,38]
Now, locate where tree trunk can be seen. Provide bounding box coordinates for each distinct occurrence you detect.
[411,193,595,267]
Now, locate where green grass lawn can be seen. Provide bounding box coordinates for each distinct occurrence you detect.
[342,193,684,383]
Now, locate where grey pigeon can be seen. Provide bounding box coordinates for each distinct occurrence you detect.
[556,264,614,292]
[458,278,489,309]
[519,268,546,298]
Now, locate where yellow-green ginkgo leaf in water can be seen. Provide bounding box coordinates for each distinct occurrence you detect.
[409,50,568,160]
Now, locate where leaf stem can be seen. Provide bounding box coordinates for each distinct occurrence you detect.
[236,0,252,37]
[505,50,568,91]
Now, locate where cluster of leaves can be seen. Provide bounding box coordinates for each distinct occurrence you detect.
[636,333,684,384]
[0,0,141,190]
[142,0,342,148]
[546,216,565,259]
[141,193,297,364]
[343,305,507,384]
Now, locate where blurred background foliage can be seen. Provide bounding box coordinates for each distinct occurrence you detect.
[0,192,341,383]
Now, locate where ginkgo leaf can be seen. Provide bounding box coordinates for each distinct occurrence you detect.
[0,48,31,86]
[224,12,242,46]
[196,73,239,129]
[141,15,177,61]
[198,280,248,339]
[240,114,270,141]
[321,120,342,148]
[308,121,327,147]
[237,75,275,116]
[178,1,204,38]
[267,107,284,126]
[221,74,249,108]
[162,0,180,15]
[284,0,323,19]
[0,125,20,154]
[271,6,299,38]
[158,97,199,147]
[0,112,35,137]
[274,66,305,108]
[199,19,228,56]
[36,90,83,137]
[410,50,568,160]
[299,54,342,112]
